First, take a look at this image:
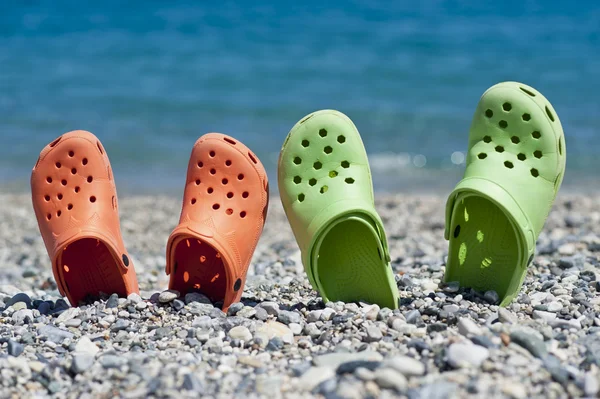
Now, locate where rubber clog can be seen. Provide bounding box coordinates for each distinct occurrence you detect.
[278,110,399,309]
[166,134,268,311]
[444,82,566,305]
[31,131,139,305]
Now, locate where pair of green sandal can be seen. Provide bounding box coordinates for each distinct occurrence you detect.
[278,82,566,309]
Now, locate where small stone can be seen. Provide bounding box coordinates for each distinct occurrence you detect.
[457,318,481,336]
[427,323,448,333]
[154,327,170,340]
[320,308,336,321]
[510,330,547,358]
[12,302,27,311]
[7,340,24,357]
[229,326,252,341]
[6,293,32,308]
[55,307,80,324]
[38,325,74,343]
[298,367,335,392]
[127,293,142,304]
[471,335,496,349]
[405,310,421,324]
[182,373,204,391]
[184,292,212,305]
[106,293,119,308]
[443,281,460,293]
[267,337,284,351]
[337,360,381,374]
[236,306,256,318]
[12,309,33,324]
[256,321,293,344]
[289,323,302,335]
[364,326,382,342]
[204,337,223,351]
[65,318,82,328]
[533,310,557,322]
[374,368,407,391]
[502,383,527,399]
[447,343,489,368]
[383,355,425,376]
[227,302,244,316]
[75,336,99,355]
[135,301,148,310]
[111,319,130,332]
[277,310,301,325]
[159,290,179,303]
[256,301,279,316]
[172,299,185,311]
[498,308,517,324]
[313,352,383,368]
[584,371,600,397]
[547,301,563,313]
[307,310,322,323]
[71,353,94,374]
[483,290,499,304]
[100,355,126,369]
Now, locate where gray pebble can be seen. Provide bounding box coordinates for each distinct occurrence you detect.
[71,353,94,374]
[158,290,179,303]
[7,339,24,356]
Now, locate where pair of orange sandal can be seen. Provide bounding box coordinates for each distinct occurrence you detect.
[31,131,268,311]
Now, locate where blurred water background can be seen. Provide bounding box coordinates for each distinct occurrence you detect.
[1,0,598,194]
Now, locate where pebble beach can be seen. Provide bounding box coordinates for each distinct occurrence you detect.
[1,192,600,398]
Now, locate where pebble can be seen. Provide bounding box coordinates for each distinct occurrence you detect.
[277,310,301,325]
[256,302,279,316]
[158,290,179,303]
[405,310,421,324]
[75,336,99,355]
[71,353,94,374]
[314,352,383,368]
[227,302,244,316]
[7,340,24,357]
[229,326,252,341]
[533,310,557,322]
[38,325,74,343]
[12,309,33,324]
[106,293,119,308]
[510,330,547,359]
[298,367,335,392]
[547,301,563,312]
[483,290,499,304]
[383,355,425,376]
[111,319,130,332]
[364,326,383,342]
[256,321,293,344]
[374,368,407,392]
[447,343,489,368]
[498,308,517,324]
[458,318,481,336]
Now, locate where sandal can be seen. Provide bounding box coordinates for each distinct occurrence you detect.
[31,131,139,305]
[166,134,269,311]
[278,110,399,309]
[444,82,566,305]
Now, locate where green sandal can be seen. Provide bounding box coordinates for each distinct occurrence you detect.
[278,110,399,309]
[445,82,566,306]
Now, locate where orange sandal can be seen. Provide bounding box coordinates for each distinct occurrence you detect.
[166,133,269,311]
[31,131,139,306]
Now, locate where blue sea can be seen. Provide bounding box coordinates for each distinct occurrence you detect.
[1,1,599,193]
